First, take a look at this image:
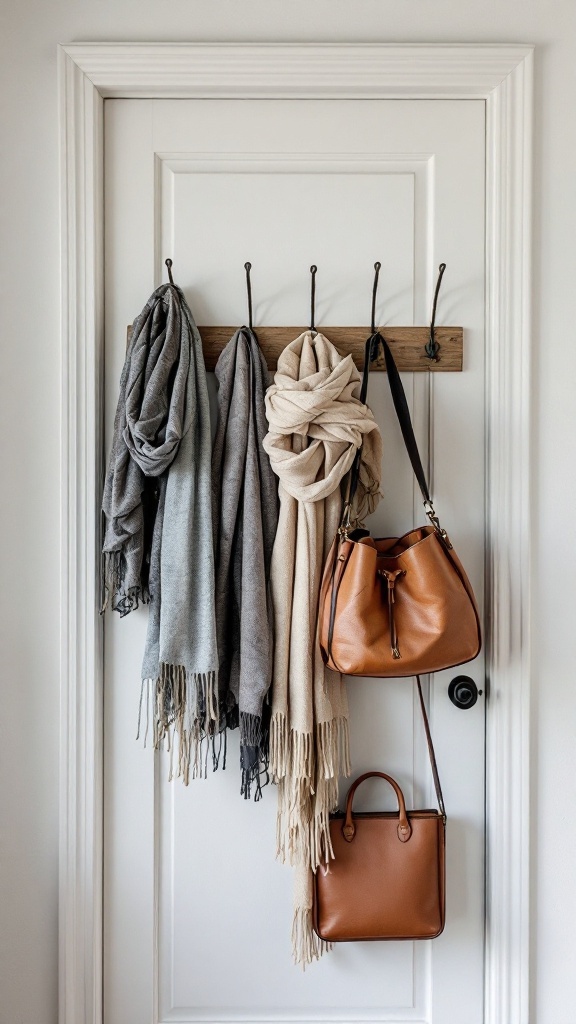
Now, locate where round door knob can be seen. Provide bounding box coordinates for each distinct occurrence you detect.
[448,675,482,709]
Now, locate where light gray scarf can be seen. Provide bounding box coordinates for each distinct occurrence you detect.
[211,328,279,798]
[102,283,218,783]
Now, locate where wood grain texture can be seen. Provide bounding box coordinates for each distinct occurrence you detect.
[126,325,463,371]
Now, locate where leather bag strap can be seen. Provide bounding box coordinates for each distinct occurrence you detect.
[345,332,434,528]
[342,677,445,827]
[343,771,412,842]
[415,675,446,820]
[380,334,431,504]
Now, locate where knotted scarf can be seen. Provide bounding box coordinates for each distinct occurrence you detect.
[211,328,279,798]
[102,283,218,782]
[263,331,383,964]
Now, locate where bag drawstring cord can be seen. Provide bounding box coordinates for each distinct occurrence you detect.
[378,568,406,659]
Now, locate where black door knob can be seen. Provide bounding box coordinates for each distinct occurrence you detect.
[448,675,482,709]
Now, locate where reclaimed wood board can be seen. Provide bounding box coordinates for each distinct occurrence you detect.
[127,325,463,372]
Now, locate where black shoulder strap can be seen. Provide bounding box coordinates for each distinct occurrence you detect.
[379,335,431,504]
[346,331,432,521]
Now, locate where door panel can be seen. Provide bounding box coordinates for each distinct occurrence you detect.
[104,98,485,1024]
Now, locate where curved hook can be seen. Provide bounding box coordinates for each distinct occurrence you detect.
[309,265,317,333]
[244,262,253,331]
[371,261,382,334]
[425,262,447,361]
[165,258,175,287]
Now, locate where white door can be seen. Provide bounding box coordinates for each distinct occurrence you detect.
[103,97,486,1024]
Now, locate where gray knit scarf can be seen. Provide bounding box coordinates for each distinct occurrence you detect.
[211,328,279,798]
[102,283,218,783]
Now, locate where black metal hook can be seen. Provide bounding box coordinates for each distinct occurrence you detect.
[244,262,253,331]
[425,262,447,361]
[310,265,317,332]
[371,261,382,334]
[165,258,175,286]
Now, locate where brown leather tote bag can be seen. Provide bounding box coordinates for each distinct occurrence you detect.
[319,332,481,677]
[313,678,445,942]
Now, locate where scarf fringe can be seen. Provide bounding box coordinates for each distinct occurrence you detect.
[137,665,222,784]
[101,550,148,617]
[239,711,270,802]
[271,713,351,869]
[291,906,331,969]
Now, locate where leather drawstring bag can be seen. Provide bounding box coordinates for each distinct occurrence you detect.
[319,332,481,677]
[313,677,446,942]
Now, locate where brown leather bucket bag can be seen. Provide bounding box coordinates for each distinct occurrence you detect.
[319,333,481,677]
[313,678,446,942]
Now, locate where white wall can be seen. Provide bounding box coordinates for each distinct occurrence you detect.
[1,3,574,1023]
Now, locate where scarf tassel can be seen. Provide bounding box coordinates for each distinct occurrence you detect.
[291,906,332,969]
[137,666,222,784]
[271,712,351,869]
[101,550,149,617]
[239,710,270,802]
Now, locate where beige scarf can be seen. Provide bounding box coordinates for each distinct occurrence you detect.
[263,331,383,964]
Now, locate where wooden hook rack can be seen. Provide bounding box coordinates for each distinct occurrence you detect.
[198,325,463,372]
[127,325,463,372]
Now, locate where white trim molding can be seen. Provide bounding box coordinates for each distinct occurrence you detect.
[58,42,534,1024]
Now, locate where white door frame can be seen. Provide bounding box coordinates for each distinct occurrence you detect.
[58,42,534,1024]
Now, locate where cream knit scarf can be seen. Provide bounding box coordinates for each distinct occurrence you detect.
[263,332,383,965]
